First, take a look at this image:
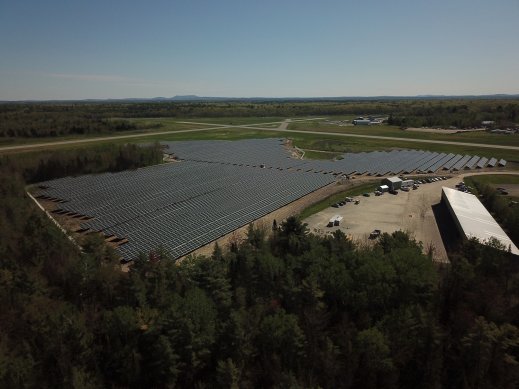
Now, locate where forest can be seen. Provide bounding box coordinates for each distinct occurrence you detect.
[1,146,518,388]
[1,98,518,138]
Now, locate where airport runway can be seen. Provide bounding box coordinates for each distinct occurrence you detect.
[1,117,518,153]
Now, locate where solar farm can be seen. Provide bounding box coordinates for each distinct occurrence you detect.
[33,138,506,262]
[165,138,506,175]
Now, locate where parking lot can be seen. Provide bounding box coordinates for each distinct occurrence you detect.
[303,176,463,263]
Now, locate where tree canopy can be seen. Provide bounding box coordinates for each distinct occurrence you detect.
[1,147,518,388]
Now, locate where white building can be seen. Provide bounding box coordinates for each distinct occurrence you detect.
[441,187,519,255]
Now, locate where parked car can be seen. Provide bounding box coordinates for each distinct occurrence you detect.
[363,193,370,197]
[369,229,382,239]
[401,187,410,192]
[389,189,398,195]
[331,203,339,208]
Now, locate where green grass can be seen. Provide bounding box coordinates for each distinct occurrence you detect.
[464,174,519,202]
[150,128,509,159]
[463,174,519,185]
[288,134,519,163]
[298,182,378,220]
[3,116,519,164]
[302,150,343,160]
[288,120,519,148]
[160,116,288,125]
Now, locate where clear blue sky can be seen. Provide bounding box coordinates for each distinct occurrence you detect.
[1,0,518,100]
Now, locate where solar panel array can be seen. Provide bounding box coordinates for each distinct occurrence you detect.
[35,158,335,261]
[164,139,505,176]
[35,138,506,261]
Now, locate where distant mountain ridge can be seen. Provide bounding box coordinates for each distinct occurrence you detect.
[1,94,519,103]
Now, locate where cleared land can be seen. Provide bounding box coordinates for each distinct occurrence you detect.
[32,139,339,261]
[30,135,515,263]
[303,177,458,263]
[303,171,519,263]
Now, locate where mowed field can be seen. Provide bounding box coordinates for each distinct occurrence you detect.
[1,116,518,165]
[288,119,519,147]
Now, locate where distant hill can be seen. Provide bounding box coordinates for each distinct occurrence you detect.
[1,94,519,104]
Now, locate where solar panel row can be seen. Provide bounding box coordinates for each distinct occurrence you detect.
[36,159,336,261]
[166,139,504,175]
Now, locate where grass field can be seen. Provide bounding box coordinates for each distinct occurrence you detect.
[302,150,344,160]
[141,128,518,161]
[288,120,519,148]
[464,174,519,185]
[464,174,519,202]
[288,133,519,163]
[156,116,289,125]
[2,116,519,164]
[465,174,519,186]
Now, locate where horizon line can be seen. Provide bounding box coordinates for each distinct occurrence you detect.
[1,93,519,103]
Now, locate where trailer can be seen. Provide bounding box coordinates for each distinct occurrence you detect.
[377,184,389,192]
[327,215,344,227]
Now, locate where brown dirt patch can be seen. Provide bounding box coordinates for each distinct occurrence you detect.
[180,180,359,260]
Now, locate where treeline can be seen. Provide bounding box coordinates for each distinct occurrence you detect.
[0,103,138,137]
[387,100,518,129]
[1,145,519,387]
[2,99,518,138]
[469,180,519,244]
[1,143,163,184]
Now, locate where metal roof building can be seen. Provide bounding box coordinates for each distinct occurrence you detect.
[441,187,519,256]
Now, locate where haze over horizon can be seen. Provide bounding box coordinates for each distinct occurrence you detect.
[1,0,518,101]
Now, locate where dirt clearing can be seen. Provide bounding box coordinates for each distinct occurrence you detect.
[303,177,468,263]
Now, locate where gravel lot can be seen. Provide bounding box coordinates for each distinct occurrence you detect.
[303,176,466,263]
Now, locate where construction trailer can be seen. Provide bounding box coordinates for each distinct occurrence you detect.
[327,215,344,227]
[381,176,403,191]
